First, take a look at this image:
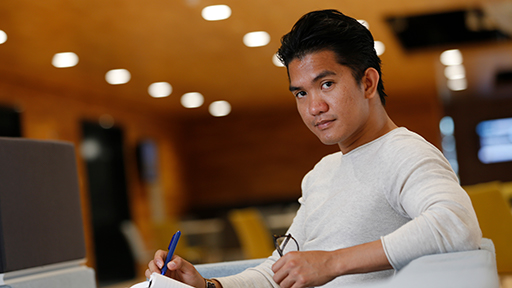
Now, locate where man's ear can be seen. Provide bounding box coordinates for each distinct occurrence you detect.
[362,68,379,99]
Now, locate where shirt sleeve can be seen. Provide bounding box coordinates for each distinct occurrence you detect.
[381,138,482,270]
[215,257,280,288]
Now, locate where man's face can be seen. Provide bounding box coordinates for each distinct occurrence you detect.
[288,50,372,152]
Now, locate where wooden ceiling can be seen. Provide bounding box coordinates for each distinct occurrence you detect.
[0,0,511,118]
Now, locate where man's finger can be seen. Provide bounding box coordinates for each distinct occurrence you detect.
[154,250,168,269]
[167,255,182,271]
[148,260,160,273]
[271,256,286,273]
[272,264,288,285]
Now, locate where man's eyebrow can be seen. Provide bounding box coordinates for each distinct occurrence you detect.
[313,70,336,82]
[289,85,300,92]
[289,70,337,92]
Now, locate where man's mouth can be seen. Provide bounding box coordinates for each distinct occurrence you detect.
[314,119,335,130]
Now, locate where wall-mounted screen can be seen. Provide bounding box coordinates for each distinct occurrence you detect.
[476,117,512,164]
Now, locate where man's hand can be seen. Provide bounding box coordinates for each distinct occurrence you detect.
[271,240,392,288]
[271,250,338,288]
[146,250,205,288]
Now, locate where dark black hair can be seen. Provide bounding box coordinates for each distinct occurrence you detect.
[277,9,387,105]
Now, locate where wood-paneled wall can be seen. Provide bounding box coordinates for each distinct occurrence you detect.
[0,80,186,270]
[0,78,445,273]
[176,94,444,213]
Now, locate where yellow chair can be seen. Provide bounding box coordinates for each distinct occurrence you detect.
[228,208,275,259]
[501,181,512,206]
[151,220,204,264]
[464,181,512,274]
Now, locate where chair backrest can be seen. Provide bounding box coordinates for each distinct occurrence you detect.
[464,181,512,274]
[501,181,512,206]
[0,137,86,273]
[228,208,275,259]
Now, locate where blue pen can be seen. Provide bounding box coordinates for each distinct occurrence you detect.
[161,230,181,275]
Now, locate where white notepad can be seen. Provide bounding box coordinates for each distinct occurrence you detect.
[130,273,193,288]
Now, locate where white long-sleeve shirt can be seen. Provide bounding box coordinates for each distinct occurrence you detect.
[217,127,482,287]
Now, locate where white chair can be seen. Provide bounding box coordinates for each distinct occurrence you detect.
[196,239,499,288]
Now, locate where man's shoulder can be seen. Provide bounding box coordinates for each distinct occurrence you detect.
[304,151,342,176]
[317,151,343,165]
[385,128,440,154]
[346,127,444,167]
[375,128,448,170]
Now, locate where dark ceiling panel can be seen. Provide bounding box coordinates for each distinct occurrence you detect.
[387,9,511,50]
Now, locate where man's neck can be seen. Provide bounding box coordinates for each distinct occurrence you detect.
[338,106,397,154]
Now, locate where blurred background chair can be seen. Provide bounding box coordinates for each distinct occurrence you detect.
[228,207,275,259]
[120,219,209,274]
[120,221,154,278]
[151,220,206,264]
[501,181,512,206]
[464,181,512,274]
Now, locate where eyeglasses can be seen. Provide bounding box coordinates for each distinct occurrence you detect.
[273,234,299,257]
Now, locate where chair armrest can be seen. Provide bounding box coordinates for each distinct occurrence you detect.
[388,248,499,288]
[195,258,266,279]
[195,239,499,288]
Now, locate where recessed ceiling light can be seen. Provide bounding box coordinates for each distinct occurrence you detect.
[52,52,79,68]
[202,5,231,21]
[243,31,270,47]
[374,41,385,56]
[209,100,231,117]
[0,30,7,44]
[440,49,463,66]
[272,53,285,67]
[148,82,172,98]
[447,78,467,91]
[105,69,131,85]
[181,92,204,108]
[444,65,466,80]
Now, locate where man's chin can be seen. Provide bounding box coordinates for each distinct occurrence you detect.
[317,136,340,146]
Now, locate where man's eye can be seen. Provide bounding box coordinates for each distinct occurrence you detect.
[295,91,307,98]
[322,82,333,89]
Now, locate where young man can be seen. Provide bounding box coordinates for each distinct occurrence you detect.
[146,9,481,288]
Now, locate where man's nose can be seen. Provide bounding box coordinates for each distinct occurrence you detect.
[308,93,328,116]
